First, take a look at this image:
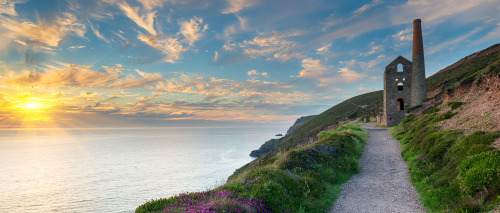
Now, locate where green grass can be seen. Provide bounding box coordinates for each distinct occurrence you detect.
[426,45,500,92]
[137,124,369,213]
[391,108,500,212]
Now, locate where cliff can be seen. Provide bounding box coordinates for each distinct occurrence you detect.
[285,115,316,135]
[249,115,317,157]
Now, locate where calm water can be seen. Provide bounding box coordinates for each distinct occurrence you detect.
[0,126,285,213]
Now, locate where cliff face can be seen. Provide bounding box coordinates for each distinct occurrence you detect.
[285,115,316,135]
[250,115,316,157]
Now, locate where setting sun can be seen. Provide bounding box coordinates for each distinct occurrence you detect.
[18,102,45,110]
[10,98,55,122]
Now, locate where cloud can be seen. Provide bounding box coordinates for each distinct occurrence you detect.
[0,0,26,16]
[363,42,384,56]
[222,0,255,14]
[427,26,483,54]
[392,28,412,41]
[337,67,366,83]
[247,69,267,77]
[178,16,208,45]
[353,0,382,16]
[87,19,109,42]
[316,0,499,43]
[220,15,249,39]
[228,30,305,61]
[6,64,122,88]
[118,0,157,35]
[111,69,163,88]
[298,58,366,86]
[137,34,187,63]
[212,51,219,63]
[298,58,328,79]
[136,0,167,11]
[69,45,85,49]
[0,12,86,47]
[4,63,162,89]
[135,16,207,63]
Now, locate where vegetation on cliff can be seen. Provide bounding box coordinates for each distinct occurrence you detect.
[285,115,317,136]
[136,124,368,212]
[391,109,499,212]
[391,43,500,212]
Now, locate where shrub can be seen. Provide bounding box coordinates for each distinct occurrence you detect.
[422,108,439,115]
[459,151,500,196]
[448,102,464,110]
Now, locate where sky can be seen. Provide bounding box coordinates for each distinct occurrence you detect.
[0,0,499,128]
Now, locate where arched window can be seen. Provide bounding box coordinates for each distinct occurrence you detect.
[398,83,404,91]
[397,98,404,110]
[397,64,403,72]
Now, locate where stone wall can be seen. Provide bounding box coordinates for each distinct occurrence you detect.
[382,56,412,126]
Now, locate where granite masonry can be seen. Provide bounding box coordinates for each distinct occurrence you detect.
[378,19,427,126]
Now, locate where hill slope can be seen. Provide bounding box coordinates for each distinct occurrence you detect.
[391,43,500,212]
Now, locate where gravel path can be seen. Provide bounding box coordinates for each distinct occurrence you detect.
[330,123,425,213]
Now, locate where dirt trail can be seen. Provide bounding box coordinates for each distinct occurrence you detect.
[330,123,425,213]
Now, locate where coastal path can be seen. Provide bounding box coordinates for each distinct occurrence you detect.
[330,123,425,213]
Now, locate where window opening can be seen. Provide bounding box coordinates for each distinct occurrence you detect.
[397,64,403,72]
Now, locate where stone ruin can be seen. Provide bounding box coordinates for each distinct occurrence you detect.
[378,19,427,126]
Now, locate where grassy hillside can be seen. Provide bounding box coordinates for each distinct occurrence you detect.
[232,91,382,180]
[250,91,382,158]
[136,124,369,212]
[391,43,500,212]
[426,43,500,92]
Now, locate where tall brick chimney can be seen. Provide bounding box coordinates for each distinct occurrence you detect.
[410,18,427,106]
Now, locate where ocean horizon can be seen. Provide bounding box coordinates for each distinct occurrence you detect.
[0,126,286,213]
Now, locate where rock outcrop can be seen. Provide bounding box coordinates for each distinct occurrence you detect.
[250,115,316,157]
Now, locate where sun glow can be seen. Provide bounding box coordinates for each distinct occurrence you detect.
[12,98,55,122]
[18,102,46,110]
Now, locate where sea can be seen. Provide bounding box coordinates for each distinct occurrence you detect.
[0,126,286,213]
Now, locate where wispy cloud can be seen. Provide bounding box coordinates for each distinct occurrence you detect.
[111,69,163,88]
[353,0,382,16]
[117,0,157,35]
[137,34,187,63]
[317,0,499,43]
[220,15,249,39]
[392,28,412,41]
[87,19,109,42]
[227,30,305,61]
[69,45,85,49]
[298,58,366,87]
[0,12,86,47]
[212,51,219,63]
[427,26,483,54]
[136,16,207,63]
[222,0,255,14]
[4,63,162,89]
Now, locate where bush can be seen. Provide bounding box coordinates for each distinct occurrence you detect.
[448,102,464,110]
[422,108,439,115]
[459,151,500,195]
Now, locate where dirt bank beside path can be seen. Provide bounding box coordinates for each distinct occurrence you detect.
[330,123,425,213]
